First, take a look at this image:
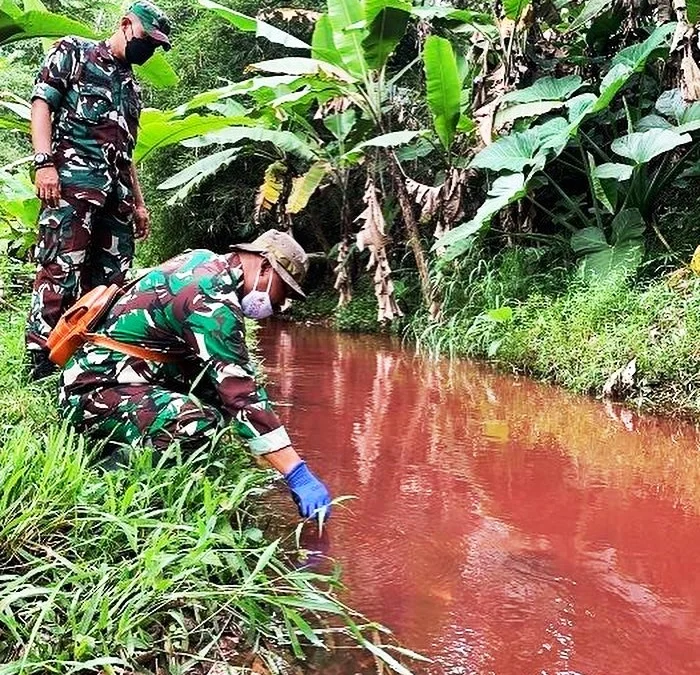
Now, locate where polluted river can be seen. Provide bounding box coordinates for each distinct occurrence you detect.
[258,322,700,675]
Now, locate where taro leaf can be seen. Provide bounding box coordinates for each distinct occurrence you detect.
[503,0,529,21]
[680,101,700,124]
[287,160,330,213]
[572,208,645,280]
[157,148,239,204]
[591,63,633,113]
[567,0,614,32]
[636,114,673,131]
[655,88,685,123]
[675,119,700,134]
[471,117,569,172]
[611,129,691,164]
[611,207,644,244]
[247,57,357,83]
[423,35,461,151]
[494,100,566,129]
[199,0,310,50]
[470,129,541,172]
[593,163,633,181]
[566,93,597,127]
[434,173,528,256]
[612,22,676,70]
[327,0,369,80]
[362,0,411,70]
[500,75,584,104]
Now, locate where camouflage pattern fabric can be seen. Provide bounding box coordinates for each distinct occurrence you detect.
[26,37,142,352]
[59,250,292,455]
[32,36,141,202]
[26,188,135,352]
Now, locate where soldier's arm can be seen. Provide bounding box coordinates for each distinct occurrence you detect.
[130,163,146,207]
[180,281,292,456]
[31,99,61,207]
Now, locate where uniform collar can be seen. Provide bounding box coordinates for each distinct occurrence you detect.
[97,39,133,72]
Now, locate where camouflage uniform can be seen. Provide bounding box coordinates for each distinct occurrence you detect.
[58,249,292,454]
[26,36,142,354]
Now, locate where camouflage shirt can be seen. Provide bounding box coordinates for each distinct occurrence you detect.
[60,249,291,456]
[32,37,142,206]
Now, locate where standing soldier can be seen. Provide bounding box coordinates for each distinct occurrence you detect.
[58,229,333,521]
[26,1,172,380]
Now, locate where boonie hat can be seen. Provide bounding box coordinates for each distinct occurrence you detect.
[128,0,172,50]
[232,229,309,299]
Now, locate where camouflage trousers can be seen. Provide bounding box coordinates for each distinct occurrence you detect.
[60,383,227,452]
[25,189,135,353]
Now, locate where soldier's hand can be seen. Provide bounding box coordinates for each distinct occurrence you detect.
[35,166,61,208]
[133,204,150,241]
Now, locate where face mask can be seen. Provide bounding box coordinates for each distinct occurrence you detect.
[123,27,157,65]
[240,268,274,320]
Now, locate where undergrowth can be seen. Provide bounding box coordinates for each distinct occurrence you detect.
[0,260,415,674]
[409,246,700,417]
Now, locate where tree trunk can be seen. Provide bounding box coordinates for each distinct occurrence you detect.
[388,154,438,315]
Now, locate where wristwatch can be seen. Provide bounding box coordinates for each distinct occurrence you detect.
[33,152,54,169]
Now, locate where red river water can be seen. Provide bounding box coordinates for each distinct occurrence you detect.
[259,322,700,675]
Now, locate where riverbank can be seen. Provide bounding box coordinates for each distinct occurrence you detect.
[293,254,700,420]
[0,263,413,674]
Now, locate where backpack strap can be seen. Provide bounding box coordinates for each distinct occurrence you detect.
[84,333,178,364]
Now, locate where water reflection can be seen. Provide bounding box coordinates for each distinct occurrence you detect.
[260,323,700,675]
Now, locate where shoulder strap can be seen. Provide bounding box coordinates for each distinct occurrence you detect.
[85,333,177,364]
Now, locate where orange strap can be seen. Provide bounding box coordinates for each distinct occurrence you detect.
[85,333,178,364]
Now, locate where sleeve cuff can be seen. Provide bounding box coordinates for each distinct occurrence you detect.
[246,425,291,456]
[31,83,63,110]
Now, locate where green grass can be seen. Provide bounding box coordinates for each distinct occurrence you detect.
[410,247,700,417]
[0,261,416,674]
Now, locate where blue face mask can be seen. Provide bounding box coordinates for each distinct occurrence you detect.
[240,268,274,320]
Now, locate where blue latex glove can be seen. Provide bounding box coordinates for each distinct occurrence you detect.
[284,461,332,521]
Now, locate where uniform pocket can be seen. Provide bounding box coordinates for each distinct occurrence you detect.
[75,82,114,124]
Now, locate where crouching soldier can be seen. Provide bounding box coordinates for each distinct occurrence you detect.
[58,229,332,521]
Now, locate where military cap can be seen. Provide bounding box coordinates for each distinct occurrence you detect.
[232,229,309,298]
[128,0,172,50]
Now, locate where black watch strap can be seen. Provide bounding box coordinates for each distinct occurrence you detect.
[34,152,54,168]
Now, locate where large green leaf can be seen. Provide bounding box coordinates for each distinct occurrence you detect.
[470,119,570,173]
[199,0,310,50]
[571,208,645,280]
[157,148,239,204]
[495,100,567,128]
[655,89,685,122]
[323,108,356,141]
[0,9,96,45]
[247,57,357,82]
[134,110,249,163]
[134,52,179,89]
[311,14,344,67]
[178,76,301,114]
[503,0,529,21]
[423,36,461,151]
[362,0,411,70]
[182,125,319,160]
[590,63,633,113]
[344,129,424,160]
[593,163,634,181]
[327,0,368,79]
[500,75,584,104]
[612,22,676,70]
[567,0,614,31]
[611,129,691,164]
[434,173,528,254]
